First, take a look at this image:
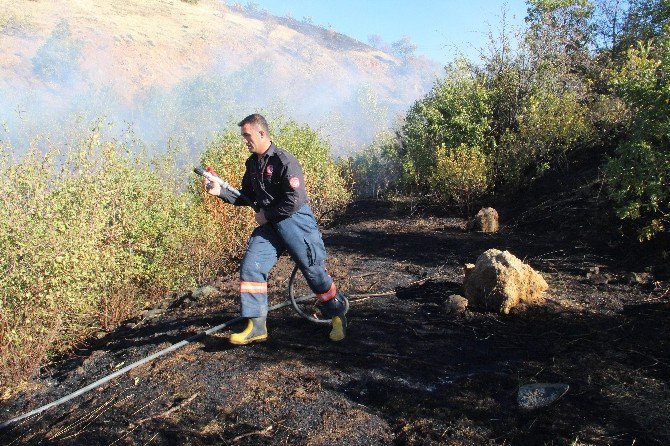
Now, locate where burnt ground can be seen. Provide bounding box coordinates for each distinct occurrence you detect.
[1,197,669,446]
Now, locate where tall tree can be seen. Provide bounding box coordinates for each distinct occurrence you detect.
[525,0,596,96]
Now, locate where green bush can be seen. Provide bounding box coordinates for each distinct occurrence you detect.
[272,119,351,217]
[348,132,403,198]
[606,35,670,240]
[400,60,492,193]
[0,128,216,386]
[493,88,594,189]
[431,143,489,210]
[0,117,350,387]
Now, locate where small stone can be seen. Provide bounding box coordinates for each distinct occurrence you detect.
[192,285,220,300]
[142,309,165,319]
[444,295,468,314]
[518,383,569,409]
[628,272,654,286]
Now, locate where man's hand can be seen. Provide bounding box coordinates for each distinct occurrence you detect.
[203,178,221,196]
[255,210,268,226]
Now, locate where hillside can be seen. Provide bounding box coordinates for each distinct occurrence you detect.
[0,0,439,155]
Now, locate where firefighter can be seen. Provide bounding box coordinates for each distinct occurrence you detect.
[202,114,347,344]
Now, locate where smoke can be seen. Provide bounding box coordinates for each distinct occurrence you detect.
[0,10,440,161]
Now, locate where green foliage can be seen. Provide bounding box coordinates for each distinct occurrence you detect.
[400,60,492,194]
[528,0,592,13]
[271,119,351,216]
[606,33,670,240]
[347,0,610,206]
[197,129,261,265]
[348,132,403,198]
[525,0,594,99]
[0,127,214,385]
[486,64,528,140]
[348,0,665,242]
[614,0,670,51]
[494,88,594,188]
[431,144,489,211]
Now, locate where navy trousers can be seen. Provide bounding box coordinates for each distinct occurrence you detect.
[238,205,337,318]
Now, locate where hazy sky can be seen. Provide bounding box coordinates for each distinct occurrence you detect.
[243,0,530,64]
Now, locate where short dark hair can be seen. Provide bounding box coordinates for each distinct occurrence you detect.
[238,114,270,134]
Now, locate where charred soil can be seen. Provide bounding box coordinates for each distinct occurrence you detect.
[1,199,669,445]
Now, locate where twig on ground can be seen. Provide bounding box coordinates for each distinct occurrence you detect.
[129,393,199,428]
[349,291,396,302]
[231,425,273,442]
[351,272,377,279]
[129,391,169,417]
[628,349,669,370]
[50,393,132,442]
[364,281,380,293]
[141,432,159,446]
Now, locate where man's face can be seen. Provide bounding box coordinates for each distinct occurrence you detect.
[240,123,267,155]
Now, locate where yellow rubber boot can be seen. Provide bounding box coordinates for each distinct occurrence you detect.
[323,293,347,342]
[329,316,346,342]
[230,317,267,345]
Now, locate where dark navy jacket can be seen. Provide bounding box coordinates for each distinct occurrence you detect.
[219,143,308,222]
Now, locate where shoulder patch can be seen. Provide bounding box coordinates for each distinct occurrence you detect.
[289,176,301,189]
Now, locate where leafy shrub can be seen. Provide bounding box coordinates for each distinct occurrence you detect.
[493,88,594,189]
[0,128,216,386]
[272,119,351,217]
[606,35,670,240]
[400,60,492,192]
[431,144,489,210]
[197,130,258,265]
[348,132,403,198]
[0,117,350,387]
